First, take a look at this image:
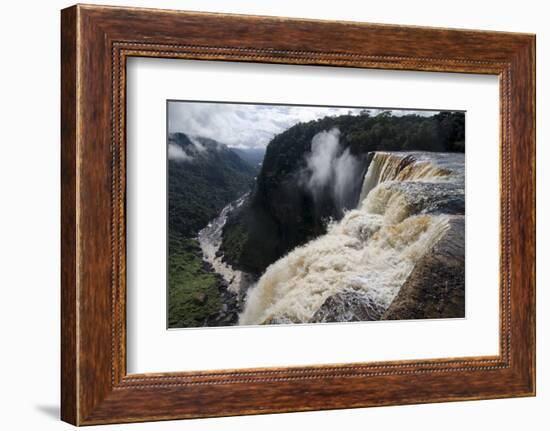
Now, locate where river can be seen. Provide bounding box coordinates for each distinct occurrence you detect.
[197,193,253,298]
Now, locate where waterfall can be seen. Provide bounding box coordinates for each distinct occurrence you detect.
[359,152,452,203]
[239,151,464,325]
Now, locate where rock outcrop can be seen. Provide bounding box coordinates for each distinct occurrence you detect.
[383,216,465,320]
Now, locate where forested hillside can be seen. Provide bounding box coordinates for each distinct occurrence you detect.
[168,133,257,238]
[168,133,256,327]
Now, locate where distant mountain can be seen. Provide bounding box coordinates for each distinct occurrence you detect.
[230,147,266,171]
[168,133,257,238]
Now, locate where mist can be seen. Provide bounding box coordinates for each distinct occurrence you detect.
[168,143,192,161]
[168,134,215,162]
[188,135,207,152]
[303,128,362,211]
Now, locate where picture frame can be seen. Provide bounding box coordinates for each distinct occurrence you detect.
[61,4,535,425]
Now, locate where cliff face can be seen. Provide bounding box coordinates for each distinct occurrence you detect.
[221,112,465,275]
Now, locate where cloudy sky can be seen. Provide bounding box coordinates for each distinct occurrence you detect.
[168,101,438,149]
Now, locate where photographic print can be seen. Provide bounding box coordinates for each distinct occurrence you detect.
[167,101,465,329]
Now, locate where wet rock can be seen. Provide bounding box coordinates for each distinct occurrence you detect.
[264,316,294,325]
[382,216,465,320]
[311,289,385,323]
[204,285,241,327]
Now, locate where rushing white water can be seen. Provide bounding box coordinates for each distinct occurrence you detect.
[198,194,249,294]
[359,152,453,203]
[239,151,464,325]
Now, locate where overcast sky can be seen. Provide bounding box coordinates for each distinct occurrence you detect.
[168,101,440,149]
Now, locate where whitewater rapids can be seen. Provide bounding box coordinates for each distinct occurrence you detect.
[198,194,250,294]
[239,151,465,325]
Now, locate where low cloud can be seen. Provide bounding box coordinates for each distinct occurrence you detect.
[169,102,367,149]
[168,143,192,161]
[168,135,214,162]
[188,136,207,152]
